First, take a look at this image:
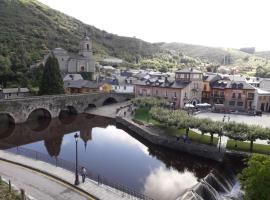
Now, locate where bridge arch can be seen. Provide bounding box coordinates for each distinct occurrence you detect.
[58,106,78,124]
[27,108,52,122]
[102,97,118,106]
[0,112,15,124]
[84,103,97,112]
[59,106,78,116]
[24,108,52,131]
[0,113,15,140]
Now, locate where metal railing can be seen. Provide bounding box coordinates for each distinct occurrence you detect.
[1,144,153,200]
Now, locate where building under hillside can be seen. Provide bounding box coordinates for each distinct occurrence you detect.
[45,32,96,80]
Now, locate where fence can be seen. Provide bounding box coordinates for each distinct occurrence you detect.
[2,144,153,200]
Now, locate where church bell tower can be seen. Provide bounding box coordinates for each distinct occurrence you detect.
[79,30,93,58]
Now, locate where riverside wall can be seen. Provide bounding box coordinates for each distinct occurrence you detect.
[116,116,225,162]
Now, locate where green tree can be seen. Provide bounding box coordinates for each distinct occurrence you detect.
[238,154,270,200]
[39,55,64,95]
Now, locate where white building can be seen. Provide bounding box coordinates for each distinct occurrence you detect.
[254,88,270,112]
[111,76,134,93]
[1,88,31,99]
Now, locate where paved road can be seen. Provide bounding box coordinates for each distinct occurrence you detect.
[86,102,130,118]
[0,160,92,200]
[196,112,270,128]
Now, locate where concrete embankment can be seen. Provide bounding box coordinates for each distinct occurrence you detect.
[116,116,225,162]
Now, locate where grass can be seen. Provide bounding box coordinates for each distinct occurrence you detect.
[226,139,270,154]
[0,181,21,200]
[134,108,218,146]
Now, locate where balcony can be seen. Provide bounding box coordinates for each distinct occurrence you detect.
[213,94,225,99]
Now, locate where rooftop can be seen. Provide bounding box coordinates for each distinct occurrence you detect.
[3,88,30,93]
[176,68,202,74]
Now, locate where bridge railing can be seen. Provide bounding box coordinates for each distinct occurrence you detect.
[0,92,134,102]
[1,143,153,200]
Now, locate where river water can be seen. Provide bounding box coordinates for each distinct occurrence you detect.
[0,113,242,200]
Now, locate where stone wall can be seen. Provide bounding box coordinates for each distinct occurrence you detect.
[116,116,225,162]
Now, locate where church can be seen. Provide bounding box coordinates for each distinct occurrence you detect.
[44,32,96,80]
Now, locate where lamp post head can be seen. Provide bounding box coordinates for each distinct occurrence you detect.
[74,132,79,142]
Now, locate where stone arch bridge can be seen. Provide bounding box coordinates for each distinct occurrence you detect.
[0,93,133,124]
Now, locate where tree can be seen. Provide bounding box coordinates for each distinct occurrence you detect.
[238,154,270,200]
[39,55,64,95]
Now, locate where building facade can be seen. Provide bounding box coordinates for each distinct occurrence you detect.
[134,68,204,108]
[45,32,96,79]
[211,79,256,112]
[1,88,31,99]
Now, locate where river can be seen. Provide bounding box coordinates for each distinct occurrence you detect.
[0,113,243,200]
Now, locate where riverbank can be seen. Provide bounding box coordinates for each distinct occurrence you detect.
[116,115,225,162]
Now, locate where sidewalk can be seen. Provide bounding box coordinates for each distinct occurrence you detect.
[0,150,140,200]
[0,160,89,200]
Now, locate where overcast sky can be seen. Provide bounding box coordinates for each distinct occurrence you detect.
[39,0,270,51]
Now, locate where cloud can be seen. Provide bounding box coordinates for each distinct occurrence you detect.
[144,166,198,200]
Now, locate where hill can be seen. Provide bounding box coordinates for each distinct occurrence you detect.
[0,0,163,65]
[160,42,270,75]
[255,51,270,60]
[1,0,270,89]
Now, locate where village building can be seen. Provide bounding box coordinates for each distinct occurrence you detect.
[0,87,31,99]
[64,79,100,94]
[254,88,270,112]
[202,73,222,103]
[134,68,204,108]
[111,76,135,93]
[63,74,84,81]
[211,75,256,112]
[45,32,96,80]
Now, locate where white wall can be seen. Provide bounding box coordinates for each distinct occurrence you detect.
[113,85,134,93]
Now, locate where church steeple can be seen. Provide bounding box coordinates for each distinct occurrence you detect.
[79,30,93,58]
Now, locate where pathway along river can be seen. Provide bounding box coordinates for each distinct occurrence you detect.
[0,113,244,200]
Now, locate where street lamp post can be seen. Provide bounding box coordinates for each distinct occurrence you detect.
[74,132,80,185]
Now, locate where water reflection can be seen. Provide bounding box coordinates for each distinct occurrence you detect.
[0,114,222,199]
[144,166,197,200]
[44,136,63,157]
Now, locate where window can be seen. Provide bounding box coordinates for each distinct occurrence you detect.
[229,101,235,106]
[81,66,85,71]
[232,93,236,98]
[86,44,89,50]
[124,86,126,90]
[203,84,207,91]
[237,102,244,106]
[238,93,241,99]
[248,93,254,99]
[220,91,224,97]
[185,92,187,97]
[174,92,177,97]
